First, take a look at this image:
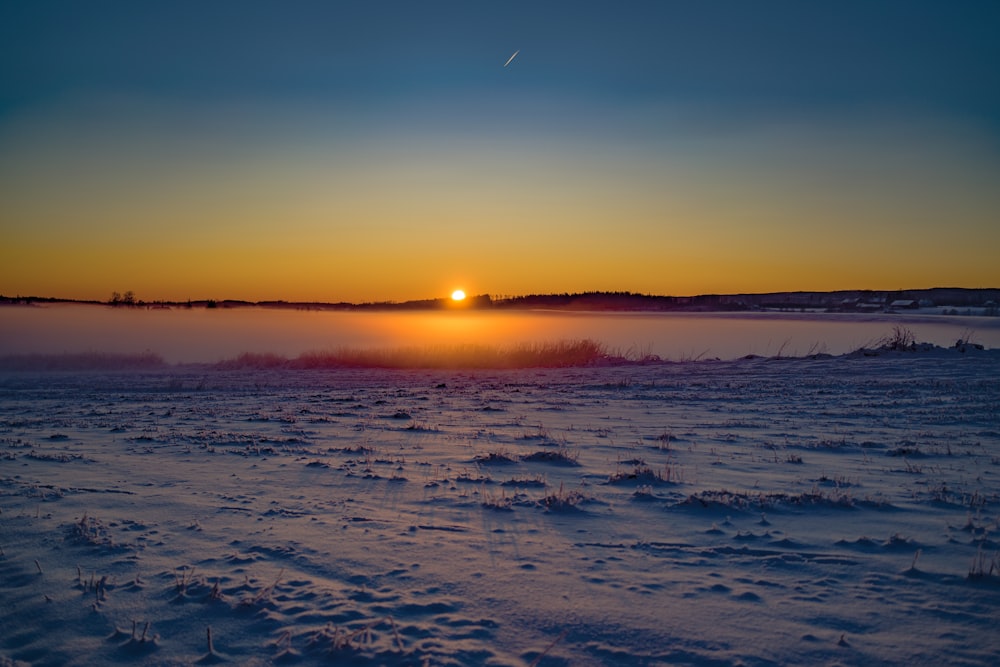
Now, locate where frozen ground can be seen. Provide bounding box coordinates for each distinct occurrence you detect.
[2,349,999,665]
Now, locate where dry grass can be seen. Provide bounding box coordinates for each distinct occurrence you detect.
[217,339,619,370]
[72,514,118,549]
[241,568,284,606]
[214,352,288,370]
[305,616,407,656]
[878,325,917,351]
[681,488,860,510]
[854,325,924,355]
[500,473,547,488]
[969,547,1000,581]
[474,448,518,465]
[521,448,580,466]
[538,483,590,511]
[608,462,680,485]
[481,488,515,511]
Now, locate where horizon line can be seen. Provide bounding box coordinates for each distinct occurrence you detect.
[3,286,998,309]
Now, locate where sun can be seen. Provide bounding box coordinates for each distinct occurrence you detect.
[451,289,466,302]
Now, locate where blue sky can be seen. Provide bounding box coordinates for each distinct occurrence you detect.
[4,2,998,120]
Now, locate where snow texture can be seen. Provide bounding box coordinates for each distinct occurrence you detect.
[2,351,999,665]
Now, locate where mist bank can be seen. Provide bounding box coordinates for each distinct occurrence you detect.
[2,303,998,365]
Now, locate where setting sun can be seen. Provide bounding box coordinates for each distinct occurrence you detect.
[451,289,466,302]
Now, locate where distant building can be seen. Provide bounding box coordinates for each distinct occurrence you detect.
[838,298,859,310]
[889,300,918,310]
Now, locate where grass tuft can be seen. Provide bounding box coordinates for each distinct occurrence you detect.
[969,547,1000,581]
[216,339,627,370]
[521,448,580,466]
[474,449,518,465]
[608,463,680,485]
[538,483,589,511]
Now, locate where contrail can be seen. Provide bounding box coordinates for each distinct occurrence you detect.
[504,50,520,67]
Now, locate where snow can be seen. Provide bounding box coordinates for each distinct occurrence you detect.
[2,351,999,665]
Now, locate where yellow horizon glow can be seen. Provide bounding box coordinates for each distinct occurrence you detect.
[2,109,998,302]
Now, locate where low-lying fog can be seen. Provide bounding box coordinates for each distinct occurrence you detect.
[2,303,997,364]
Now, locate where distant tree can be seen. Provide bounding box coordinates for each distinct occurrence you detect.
[109,290,138,307]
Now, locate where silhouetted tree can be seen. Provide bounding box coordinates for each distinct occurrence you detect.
[109,291,138,307]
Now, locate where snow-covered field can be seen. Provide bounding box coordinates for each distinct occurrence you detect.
[2,349,999,665]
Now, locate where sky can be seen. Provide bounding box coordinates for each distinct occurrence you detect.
[2,1,999,303]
